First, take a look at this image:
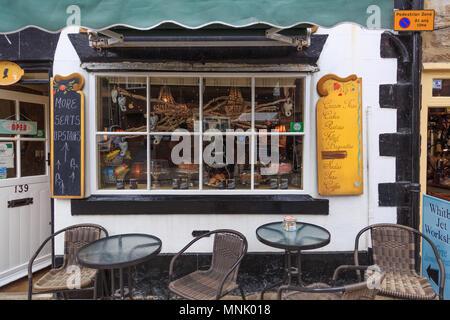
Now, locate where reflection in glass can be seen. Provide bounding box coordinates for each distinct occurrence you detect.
[97,77,147,132]
[20,102,45,137]
[97,135,147,190]
[21,141,46,177]
[150,135,199,190]
[203,78,251,131]
[433,79,450,97]
[203,134,251,190]
[0,99,15,138]
[255,78,304,131]
[150,77,199,132]
[256,135,303,189]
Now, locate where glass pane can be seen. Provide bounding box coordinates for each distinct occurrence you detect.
[426,108,450,196]
[255,78,304,131]
[203,134,251,190]
[433,79,450,97]
[255,135,303,189]
[150,77,199,132]
[0,99,16,138]
[20,102,45,138]
[0,141,16,179]
[20,141,46,177]
[97,77,147,132]
[97,135,147,190]
[203,78,251,131]
[150,134,199,190]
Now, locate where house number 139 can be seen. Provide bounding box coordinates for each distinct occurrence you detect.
[14,184,29,193]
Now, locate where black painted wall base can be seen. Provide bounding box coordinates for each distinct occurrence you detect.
[56,251,368,299]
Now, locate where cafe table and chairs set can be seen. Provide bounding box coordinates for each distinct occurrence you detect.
[27,218,445,300]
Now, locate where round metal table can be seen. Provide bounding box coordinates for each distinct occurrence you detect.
[77,233,162,300]
[256,221,331,299]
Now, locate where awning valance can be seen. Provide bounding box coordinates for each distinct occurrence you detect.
[0,0,394,34]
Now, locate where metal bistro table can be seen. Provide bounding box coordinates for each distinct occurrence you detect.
[256,221,331,299]
[77,233,162,300]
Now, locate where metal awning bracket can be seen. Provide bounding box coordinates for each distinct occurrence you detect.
[89,29,124,49]
[265,27,311,51]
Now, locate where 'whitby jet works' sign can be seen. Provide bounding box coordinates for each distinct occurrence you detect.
[422,194,450,299]
[51,73,84,198]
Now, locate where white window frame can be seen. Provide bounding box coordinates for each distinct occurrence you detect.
[89,72,312,195]
[0,89,49,187]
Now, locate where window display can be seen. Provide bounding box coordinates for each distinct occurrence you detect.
[96,75,305,192]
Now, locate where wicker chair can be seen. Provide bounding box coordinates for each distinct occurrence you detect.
[354,223,446,300]
[278,265,386,300]
[168,230,248,300]
[28,224,108,300]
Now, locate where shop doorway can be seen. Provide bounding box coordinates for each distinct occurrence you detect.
[421,64,450,222]
[426,107,450,200]
[0,87,52,286]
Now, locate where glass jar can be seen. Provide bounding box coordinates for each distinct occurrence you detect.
[283,216,297,232]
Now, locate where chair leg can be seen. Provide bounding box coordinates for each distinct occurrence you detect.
[239,286,246,300]
[167,289,171,300]
[93,274,98,300]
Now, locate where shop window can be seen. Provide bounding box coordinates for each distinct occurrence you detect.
[0,99,47,180]
[433,79,450,97]
[95,75,306,193]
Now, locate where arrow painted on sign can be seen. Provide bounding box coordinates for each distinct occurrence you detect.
[60,142,69,163]
[70,158,78,170]
[426,265,439,286]
[56,160,61,171]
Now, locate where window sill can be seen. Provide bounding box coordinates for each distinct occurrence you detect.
[71,194,328,215]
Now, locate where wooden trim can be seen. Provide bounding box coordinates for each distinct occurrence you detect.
[316,74,358,96]
[53,73,84,91]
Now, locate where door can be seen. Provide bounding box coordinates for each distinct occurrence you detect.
[0,89,51,287]
[420,64,450,227]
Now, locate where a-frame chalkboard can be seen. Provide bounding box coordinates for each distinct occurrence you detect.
[51,73,85,199]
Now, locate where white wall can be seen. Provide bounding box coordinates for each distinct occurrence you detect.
[53,24,398,255]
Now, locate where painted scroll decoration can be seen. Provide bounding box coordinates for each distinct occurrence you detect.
[316,74,363,195]
[51,73,85,199]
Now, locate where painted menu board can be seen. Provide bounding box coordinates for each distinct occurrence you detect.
[51,73,85,199]
[316,74,363,195]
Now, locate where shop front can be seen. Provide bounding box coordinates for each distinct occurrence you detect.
[0,0,425,288]
[0,29,60,286]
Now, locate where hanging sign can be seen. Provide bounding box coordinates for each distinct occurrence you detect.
[51,73,85,199]
[0,120,37,135]
[316,74,363,195]
[394,10,435,31]
[0,61,24,86]
[422,194,450,300]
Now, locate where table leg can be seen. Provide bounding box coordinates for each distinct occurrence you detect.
[128,267,133,300]
[260,251,290,300]
[296,250,304,286]
[111,269,115,300]
[120,268,124,300]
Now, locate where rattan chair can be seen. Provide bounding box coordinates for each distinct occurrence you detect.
[28,223,108,300]
[354,223,445,300]
[278,265,386,300]
[168,229,248,300]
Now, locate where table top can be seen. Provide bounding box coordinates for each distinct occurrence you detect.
[77,233,162,269]
[256,221,330,251]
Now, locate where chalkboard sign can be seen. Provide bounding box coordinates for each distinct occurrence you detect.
[51,73,85,199]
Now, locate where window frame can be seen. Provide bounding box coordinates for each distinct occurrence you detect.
[89,72,312,195]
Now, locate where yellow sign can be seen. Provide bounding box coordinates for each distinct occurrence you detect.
[0,61,24,86]
[394,10,435,31]
[316,74,363,195]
